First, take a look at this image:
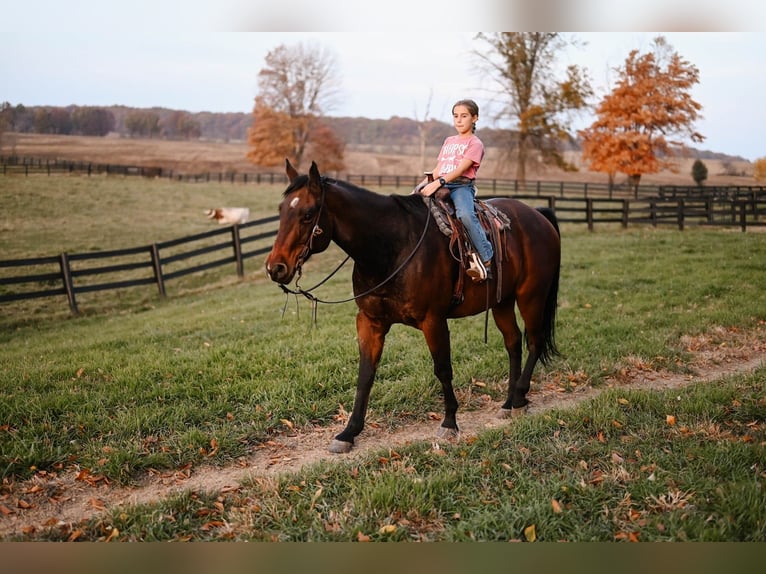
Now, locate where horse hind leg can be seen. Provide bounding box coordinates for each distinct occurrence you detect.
[490,301,526,418]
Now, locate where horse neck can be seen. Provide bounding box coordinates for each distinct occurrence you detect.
[324,182,413,264]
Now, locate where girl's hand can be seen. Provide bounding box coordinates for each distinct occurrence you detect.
[420,180,443,197]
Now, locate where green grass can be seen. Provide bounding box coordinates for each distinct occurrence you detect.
[1,175,765,540]
[12,372,764,542]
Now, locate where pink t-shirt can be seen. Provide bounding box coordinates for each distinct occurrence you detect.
[435,134,484,180]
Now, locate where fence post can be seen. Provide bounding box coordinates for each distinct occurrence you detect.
[150,244,166,297]
[231,224,244,278]
[586,198,594,231]
[622,200,629,228]
[740,202,747,232]
[650,199,657,227]
[677,199,685,231]
[59,253,79,315]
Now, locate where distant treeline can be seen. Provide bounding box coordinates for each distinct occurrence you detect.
[0,102,746,162]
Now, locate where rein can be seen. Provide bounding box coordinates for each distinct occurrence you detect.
[278,185,433,321]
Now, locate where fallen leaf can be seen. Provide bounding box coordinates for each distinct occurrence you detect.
[379,524,397,535]
[280,419,294,430]
[105,527,120,542]
[666,415,677,426]
[76,367,85,378]
[0,505,15,515]
[357,531,371,542]
[523,524,537,542]
[551,499,563,514]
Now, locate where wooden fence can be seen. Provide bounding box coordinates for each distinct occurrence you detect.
[4,154,766,200]
[3,156,766,315]
[497,194,766,232]
[0,216,279,315]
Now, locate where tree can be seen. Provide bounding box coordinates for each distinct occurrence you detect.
[125,110,161,138]
[754,158,766,182]
[475,33,593,184]
[246,42,343,170]
[71,107,115,136]
[579,36,704,188]
[161,111,200,140]
[691,159,708,187]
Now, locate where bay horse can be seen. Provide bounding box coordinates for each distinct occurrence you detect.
[266,160,561,453]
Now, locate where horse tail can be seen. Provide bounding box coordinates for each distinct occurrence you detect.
[535,207,560,364]
[536,207,560,237]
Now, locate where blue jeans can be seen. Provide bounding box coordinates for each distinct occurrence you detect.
[448,183,494,263]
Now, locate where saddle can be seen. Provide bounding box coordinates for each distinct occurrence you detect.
[421,192,512,305]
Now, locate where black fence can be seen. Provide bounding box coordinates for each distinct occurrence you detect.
[0,216,279,315]
[496,194,766,232]
[4,154,766,200]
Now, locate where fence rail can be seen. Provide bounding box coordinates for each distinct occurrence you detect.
[0,216,279,315]
[7,154,766,200]
[3,158,766,315]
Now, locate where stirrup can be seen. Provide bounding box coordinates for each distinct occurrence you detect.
[467,253,487,282]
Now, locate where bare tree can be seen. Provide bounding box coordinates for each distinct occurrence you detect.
[247,42,343,169]
[475,33,592,185]
[413,89,434,174]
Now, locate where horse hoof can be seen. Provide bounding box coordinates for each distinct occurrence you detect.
[436,426,460,441]
[497,405,529,419]
[512,405,529,418]
[328,439,353,454]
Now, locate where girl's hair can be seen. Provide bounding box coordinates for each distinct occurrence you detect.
[452,99,479,133]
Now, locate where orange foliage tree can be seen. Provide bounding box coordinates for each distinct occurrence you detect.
[579,36,704,187]
[753,158,766,182]
[247,42,344,172]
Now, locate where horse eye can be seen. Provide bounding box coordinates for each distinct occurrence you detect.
[302,208,317,223]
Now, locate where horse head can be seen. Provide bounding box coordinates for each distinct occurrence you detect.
[265,159,332,284]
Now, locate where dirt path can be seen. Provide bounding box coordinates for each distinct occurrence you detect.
[1,325,764,539]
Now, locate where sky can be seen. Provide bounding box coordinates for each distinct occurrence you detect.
[3,1,765,161]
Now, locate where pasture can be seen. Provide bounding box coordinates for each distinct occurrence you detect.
[1,174,765,541]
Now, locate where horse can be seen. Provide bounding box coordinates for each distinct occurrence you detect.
[265,160,561,453]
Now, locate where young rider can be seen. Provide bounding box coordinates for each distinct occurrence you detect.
[417,99,493,281]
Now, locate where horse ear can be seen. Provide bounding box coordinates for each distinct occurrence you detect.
[308,161,322,196]
[285,158,299,183]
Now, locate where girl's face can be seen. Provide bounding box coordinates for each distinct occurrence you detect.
[452,105,477,136]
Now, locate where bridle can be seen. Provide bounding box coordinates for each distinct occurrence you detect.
[278,178,432,319]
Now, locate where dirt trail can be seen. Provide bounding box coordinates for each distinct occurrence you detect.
[1,326,764,539]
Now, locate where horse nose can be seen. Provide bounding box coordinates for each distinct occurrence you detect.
[265,260,290,283]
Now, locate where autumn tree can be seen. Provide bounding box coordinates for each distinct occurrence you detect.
[754,158,766,182]
[475,33,592,184]
[579,36,704,188]
[247,42,344,170]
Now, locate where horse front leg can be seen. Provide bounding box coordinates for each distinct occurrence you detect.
[329,312,389,454]
[422,318,459,440]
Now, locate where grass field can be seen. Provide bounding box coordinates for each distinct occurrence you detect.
[1,174,764,541]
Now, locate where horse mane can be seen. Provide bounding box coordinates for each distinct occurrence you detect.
[283,174,427,218]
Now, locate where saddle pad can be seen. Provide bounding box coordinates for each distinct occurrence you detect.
[422,196,511,238]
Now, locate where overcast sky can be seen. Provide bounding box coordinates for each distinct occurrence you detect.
[3,2,765,161]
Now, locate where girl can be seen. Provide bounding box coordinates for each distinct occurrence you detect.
[418,99,493,281]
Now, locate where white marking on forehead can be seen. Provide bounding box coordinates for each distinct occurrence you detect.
[289,197,300,209]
